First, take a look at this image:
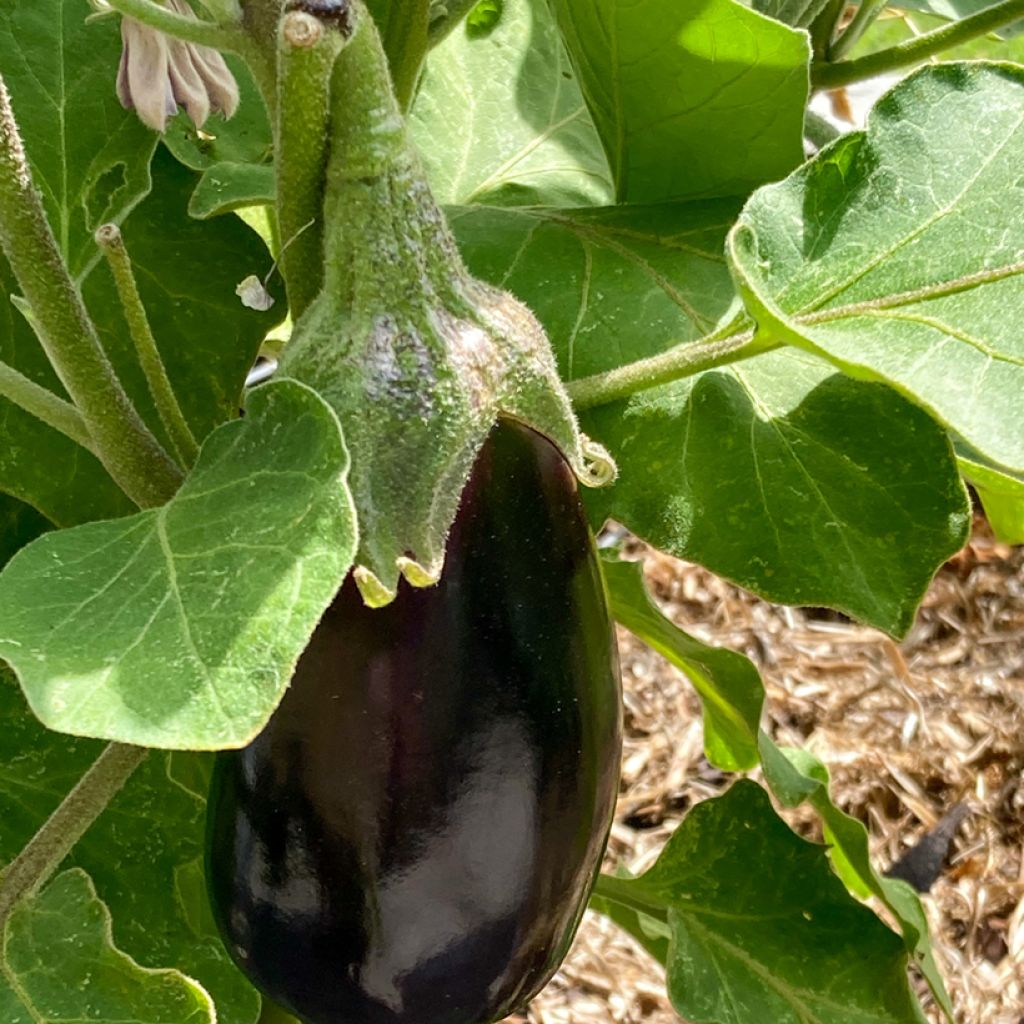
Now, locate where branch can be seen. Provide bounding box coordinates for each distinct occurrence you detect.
[104,0,247,51]
[828,0,887,62]
[0,743,148,927]
[0,360,97,455]
[566,327,769,410]
[275,11,346,319]
[96,225,198,468]
[0,76,182,508]
[814,0,1024,89]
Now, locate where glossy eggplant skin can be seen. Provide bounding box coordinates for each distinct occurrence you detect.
[205,419,623,1024]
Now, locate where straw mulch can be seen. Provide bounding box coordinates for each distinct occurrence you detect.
[515,519,1024,1024]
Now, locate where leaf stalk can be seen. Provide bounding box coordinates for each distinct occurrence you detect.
[813,0,1024,89]
[0,743,148,928]
[96,224,199,468]
[0,75,182,508]
[0,360,98,455]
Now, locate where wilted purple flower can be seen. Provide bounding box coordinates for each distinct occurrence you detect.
[116,0,239,132]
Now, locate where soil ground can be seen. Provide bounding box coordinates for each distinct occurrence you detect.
[514,521,1024,1024]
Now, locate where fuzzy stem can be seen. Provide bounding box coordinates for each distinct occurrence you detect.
[276,11,346,319]
[566,328,770,410]
[814,0,1024,88]
[96,225,199,468]
[808,0,846,60]
[0,744,148,927]
[0,76,182,508]
[0,360,97,455]
[828,0,887,61]
[804,108,842,150]
[104,0,247,50]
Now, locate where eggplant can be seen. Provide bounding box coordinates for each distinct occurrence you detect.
[205,418,623,1024]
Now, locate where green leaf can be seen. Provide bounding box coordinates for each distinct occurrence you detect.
[601,556,763,771]
[450,204,970,633]
[0,254,136,526]
[547,0,810,203]
[0,494,50,568]
[410,0,612,206]
[448,200,743,379]
[162,58,273,172]
[958,449,1024,543]
[0,0,157,275]
[583,349,970,636]
[0,681,261,1023]
[0,380,356,749]
[729,63,1024,475]
[759,738,953,1020]
[752,0,834,27]
[595,781,927,1024]
[84,149,281,448]
[0,869,214,1024]
[189,162,276,219]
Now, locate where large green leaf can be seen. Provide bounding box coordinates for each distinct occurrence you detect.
[584,350,969,636]
[602,557,763,771]
[0,679,260,1023]
[84,149,281,448]
[0,870,214,1024]
[594,781,927,1024]
[451,204,970,633]
[410,0,612,206]
[0,380,356,750]
[0,254,136,526]
[893,0,1024,37]
[956,443,1024,544]
[0,0,157,275]
[729,63,1024,475]
[547,0,810,203]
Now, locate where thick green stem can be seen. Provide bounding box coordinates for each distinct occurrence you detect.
[276,11,346,319]
[96,225,199,468]
[427,0,480,47]
[0,76,182,508]
[0,360,97,454]
[814,0,1024,88]
[567,328,768,411]
[808,0,846,60]
[0,744,148,927]
[828,0,887,61]
[804,109,842,149]
[105,0,247,50]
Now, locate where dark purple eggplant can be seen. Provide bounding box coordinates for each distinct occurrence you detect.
[205,418,623,1024]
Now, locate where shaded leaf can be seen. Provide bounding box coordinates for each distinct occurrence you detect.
[411,0,611,206]
[0,380,356,749]
[0,680,261,1023]
[0,869,214,1023]
[595,781,927,1024]
[547,0,810,202]
[602,556,762,770]
[752,0,834,27]
[451,203,971,633]
[189,162,276,219]
[162,58,273,172]
[582,349,970,637]
[0,0,157,275]
[729,63,1024,474]
[894,0,1024,37]
[0,494,50,569]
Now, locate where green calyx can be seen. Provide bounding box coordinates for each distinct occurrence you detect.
[278,1,614,606]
